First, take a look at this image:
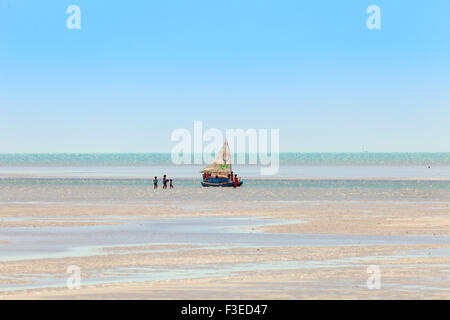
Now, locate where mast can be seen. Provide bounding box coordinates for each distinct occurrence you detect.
[225,139,231,174]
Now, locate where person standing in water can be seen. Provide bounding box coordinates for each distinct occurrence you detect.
[169,179,173,189]
[233,174,238,188]
[153,176,158,189]
[163,174,168,189]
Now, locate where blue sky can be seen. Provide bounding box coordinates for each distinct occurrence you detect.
[1,0,449,153]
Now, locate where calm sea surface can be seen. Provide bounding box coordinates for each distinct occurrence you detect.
[0,153,449,179]
[1,153,449,166]
[0,153,448,203]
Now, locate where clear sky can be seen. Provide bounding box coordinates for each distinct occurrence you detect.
[1,0,449,153]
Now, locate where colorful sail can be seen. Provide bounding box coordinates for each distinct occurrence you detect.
[200,140,231,177]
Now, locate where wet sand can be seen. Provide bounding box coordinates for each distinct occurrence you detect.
[1,201,450,299]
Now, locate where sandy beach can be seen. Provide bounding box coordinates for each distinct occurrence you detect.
[1,199,449,299]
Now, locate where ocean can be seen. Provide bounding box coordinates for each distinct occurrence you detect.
[1,153,449,166]
[0,153,448,204]
[0,153,449,179]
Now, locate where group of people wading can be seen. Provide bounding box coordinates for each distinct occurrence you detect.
[153,174,173,190]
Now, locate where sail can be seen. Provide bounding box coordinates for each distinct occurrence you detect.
[200,140,231,177]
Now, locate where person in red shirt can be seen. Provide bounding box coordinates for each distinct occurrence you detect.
[233,174,238,188]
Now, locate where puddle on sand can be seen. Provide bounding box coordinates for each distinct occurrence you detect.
[2,250,449,292]
[0,216,293,262]
[1,215,450,293]
[2,216,450,263]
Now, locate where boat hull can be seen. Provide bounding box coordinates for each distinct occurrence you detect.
[201,180,244,187]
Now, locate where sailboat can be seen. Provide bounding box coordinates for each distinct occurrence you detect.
[200,139,243,187]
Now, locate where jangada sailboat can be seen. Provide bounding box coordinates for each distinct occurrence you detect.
[200,139,244,187]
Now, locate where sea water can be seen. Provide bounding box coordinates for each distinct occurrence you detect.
[0,152,449,179]
[0,153,448,203]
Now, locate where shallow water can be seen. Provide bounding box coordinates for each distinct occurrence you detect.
[1,164,449,179]
[0,177,448,203]
[2,215,450,292]
[0,160,449,295]
[2,216,450,263]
